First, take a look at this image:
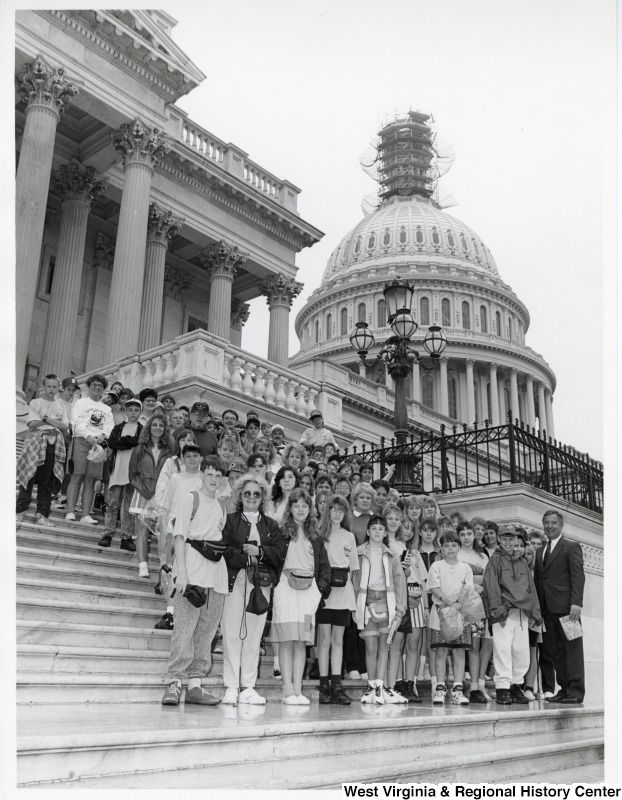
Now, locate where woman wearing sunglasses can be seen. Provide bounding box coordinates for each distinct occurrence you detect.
[221,475,285,705]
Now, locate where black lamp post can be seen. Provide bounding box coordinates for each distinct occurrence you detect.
[349,279,448,491]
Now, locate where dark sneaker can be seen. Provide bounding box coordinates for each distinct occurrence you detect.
[162,681,181,706]
[120,537,136,552]
[319,685,333,704]
[331,685,352,705]
[98,533,113,548]
[510,684,529,704]
[405,681,422,703]
[308,659,320,680]
[185,687,220,705]
[93,493,106,510]
[154,612,174,630]
[394,679,407,696]
[469,689,489,704]
[496,689,513,705]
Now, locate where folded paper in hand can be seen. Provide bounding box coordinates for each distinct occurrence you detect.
[559,615,583,640]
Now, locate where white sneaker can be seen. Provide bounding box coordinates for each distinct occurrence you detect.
[35,514,55,527]
[360,685,376,704]
[239,687,266,705]
[296,694,310,705]
[138,563,150,578]
[523,689,536,701]
[81,515,98,525]
[348,670,362,680]
[383,687,407,705]
[373,680,385,705]
[433,685,447,705]
[65,512,76,521]
[451,685,470,705]
[542,691,554,700]
[282,695,299,705]
[222,688,239,705]
[360,672,369,681]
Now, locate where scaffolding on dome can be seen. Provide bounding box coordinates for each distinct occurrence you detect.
[359,109,456,214]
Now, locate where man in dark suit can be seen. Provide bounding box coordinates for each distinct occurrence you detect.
[534,509,585,704]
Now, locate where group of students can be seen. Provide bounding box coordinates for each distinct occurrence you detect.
[16,376,562,709]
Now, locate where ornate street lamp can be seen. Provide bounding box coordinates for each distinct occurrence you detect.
[349,279,448,492]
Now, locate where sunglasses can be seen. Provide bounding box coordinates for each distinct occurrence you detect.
[242,491,262,499]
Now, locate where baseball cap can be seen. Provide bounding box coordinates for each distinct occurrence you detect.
[125,399,142,410]
[309,409,323,420]
[191,401,210,414]
[227,457,247,475]
[102,391,119,404]
[271,424,285,433]
[62,377,79,389]
[181,443,201,456]
[497,523,518,537]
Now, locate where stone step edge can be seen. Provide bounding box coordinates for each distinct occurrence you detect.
[18,706,603,752]
[17,560,164,589]
[18,576,163,603]
[17,620,170,638]
[16,545,151,570]
[18,597,163,616]
[17,532,162,564]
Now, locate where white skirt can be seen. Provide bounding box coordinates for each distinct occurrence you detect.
[271,573,322,644]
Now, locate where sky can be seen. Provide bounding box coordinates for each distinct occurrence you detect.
[167,0,613,462]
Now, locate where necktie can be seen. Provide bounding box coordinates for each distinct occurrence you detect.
[543,542,551,567]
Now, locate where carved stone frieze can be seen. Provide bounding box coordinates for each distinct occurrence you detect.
[50,160,107,207]
[230,298,251,330]
[163,265,191,300]
[259,274,303,308]
[146,204,183,246]
[16,57,79,114]
[112,119,170,169]
[198,240,246,281]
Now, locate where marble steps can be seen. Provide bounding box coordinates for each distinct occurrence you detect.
[17,558,165,594]
[16,705,604,786]
[16,672,371,704]
[17,576,167,611]
[17,619,174,651]
[18,596,162,629]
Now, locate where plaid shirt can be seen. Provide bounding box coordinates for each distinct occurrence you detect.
[16,429,66,489]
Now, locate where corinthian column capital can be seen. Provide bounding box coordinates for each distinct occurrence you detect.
[50,160,107,207]
[112,119,170,170]
[17,57,79,116]
[146,204,184,246]
[199,240,247,280]
[231,298,251,330]
[260,274,303,308]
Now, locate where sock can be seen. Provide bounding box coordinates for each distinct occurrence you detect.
[188,677,201,690]
[139,561,148,569]
[471,681,478,692]
[430,675,437,687]
[330,674,341,687]
[412,676,417,686]
[274,657,280,670]
[320,676,330,687]
[478,678,486,690]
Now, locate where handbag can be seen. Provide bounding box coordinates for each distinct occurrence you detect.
[458,580,486,624]
[438,604,464,641]
[187,538,226,562]
[367,598,389,625]
[407,582,423,609]
[330,567,349,588]
[246,581,270,616]
[248,562,273,588]
[285,570,314,590]
[183,584,207,608]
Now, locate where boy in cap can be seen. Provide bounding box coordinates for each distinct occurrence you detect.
[186,402,219,457]
[299,409,337,450]
[482,523,542,705]
[243,413,261,455]
[98,399,143,551]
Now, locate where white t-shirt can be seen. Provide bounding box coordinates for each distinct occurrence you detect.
[283,531,315,574]
[109,421,138,487]
[71,397,114,439]
[426,559,474,631]
[368,546,386,590]
[161,472,203,532]
[323,528,358,611]
[173,492,228,591]
[27,397,69,435]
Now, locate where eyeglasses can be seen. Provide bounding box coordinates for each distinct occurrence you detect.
[243,491,262,499]
[90,382,104,388]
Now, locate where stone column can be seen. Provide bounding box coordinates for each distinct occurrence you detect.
[537,382,547,435]
[260,275,303,367]
[15,58,79,384]
[199,240,247,340]
[138,205,183,351]
[230,298,250,348]
[466,359,475,424]
[479,370,489,423]
[544,389,555,439]
[489,363,500,426]
[103,120,170,363]
[526,375,536,429]
[39,162,106,377]
[509,368,520,424]
[412,363,421,403]
[439,357,449,416]
[498,376,507,423]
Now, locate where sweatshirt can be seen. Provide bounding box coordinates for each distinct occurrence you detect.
[482,550,542,623]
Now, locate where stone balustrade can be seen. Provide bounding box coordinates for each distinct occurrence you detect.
[181,123,225,165]
[75,329,341,429]
[243,162,280,199]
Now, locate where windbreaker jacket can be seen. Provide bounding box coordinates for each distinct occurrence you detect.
[107,421,143,472]
[482,550,542,623]
[128,443,174,500]
[223,512,286,592]
[352,541,406,630]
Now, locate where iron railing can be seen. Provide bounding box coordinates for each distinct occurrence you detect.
[343,414,603,514]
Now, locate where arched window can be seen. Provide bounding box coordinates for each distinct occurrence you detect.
[431,228,440,245]
[354,236,362,254]
[420,297,430,326]
[448,376,458,419]
[495,311,501,336]
[383,228,391,246]
[508,317,513,340]
[422,372,434,409]
[340,307,348,336]
[368,231,376,250]
[472,239,480,256]
[447,231,455,248]
[357,302,366,323]
[377,299,386,327]
[326,313,332,340]
[314,320,320,344]
[441,298,451,327]
[461,301,471,330]
[399,226,407,244]
[415,226,424,244]
[461,234,469,252]
[480,305,488,333]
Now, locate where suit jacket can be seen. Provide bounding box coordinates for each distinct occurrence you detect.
[534,535,585,615]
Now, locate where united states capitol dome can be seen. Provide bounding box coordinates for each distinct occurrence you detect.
[321,194,499,284]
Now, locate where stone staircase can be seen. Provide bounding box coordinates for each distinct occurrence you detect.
[16,511,605,788]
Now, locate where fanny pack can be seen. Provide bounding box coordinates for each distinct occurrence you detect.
[248,562,273,588]
[183,584,207,608]
[366,597,389,625]
[187,538,226,562]
[285,570,314,591]
[407,582,423,609]
[330,567,349,588]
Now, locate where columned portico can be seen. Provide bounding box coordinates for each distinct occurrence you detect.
[537,381,547,435]
[478,370,489,423]
[230,299,250,348]
[15,58,79,384]
[199,240,246,340]
[544,389,555,439]
[510,368,520,423]
[103,120,170,363]
[260,275,303,367]
[489,363,500,425]
[40,162,106,377]
[465,359,475,424]
[138,205,183,351]
[439,357,449,416]
[526,375,536,429]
